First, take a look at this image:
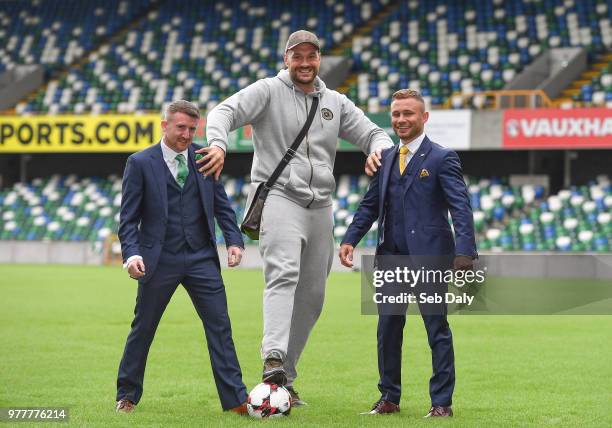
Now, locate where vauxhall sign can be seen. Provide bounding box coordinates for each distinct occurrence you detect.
[503,108,612,149]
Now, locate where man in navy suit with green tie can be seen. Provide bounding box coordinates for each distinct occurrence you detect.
[115,100,248,414]
[340,89,477,418]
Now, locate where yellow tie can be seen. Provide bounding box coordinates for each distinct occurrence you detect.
[399,145,410,174]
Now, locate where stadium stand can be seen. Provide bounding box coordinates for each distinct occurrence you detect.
[559,54,612,106]
[0,0,156,77]
[1,174,610,252]
[0,174,121,242]
[5,0,611,113]
[0,0,611,255]
[13,0,385,114]
[467,175,612,252]
[340,0,612,110]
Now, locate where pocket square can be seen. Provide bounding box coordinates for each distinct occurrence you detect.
[419,168,430,179]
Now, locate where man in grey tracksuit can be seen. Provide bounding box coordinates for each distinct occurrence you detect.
[205,30,393,404]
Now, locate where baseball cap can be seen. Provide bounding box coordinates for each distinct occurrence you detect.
[285,30,321,52]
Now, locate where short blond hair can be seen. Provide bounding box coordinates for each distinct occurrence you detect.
[391,89,425,106]
[163,100,200,120]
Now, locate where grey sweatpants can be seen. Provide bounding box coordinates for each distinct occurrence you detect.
[259,193,334,386]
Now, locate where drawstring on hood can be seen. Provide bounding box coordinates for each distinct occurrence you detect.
[280,69,324,128]
[291,85,300,127]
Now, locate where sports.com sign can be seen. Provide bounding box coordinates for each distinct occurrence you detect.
[503,108,612,149]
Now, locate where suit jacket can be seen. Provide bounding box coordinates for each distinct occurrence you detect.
[118,143,244,282]
[342,136,477,257]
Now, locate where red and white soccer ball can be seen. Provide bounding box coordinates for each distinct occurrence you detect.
[247,382,291,418]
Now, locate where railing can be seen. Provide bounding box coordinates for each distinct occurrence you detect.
[443,89,555,110]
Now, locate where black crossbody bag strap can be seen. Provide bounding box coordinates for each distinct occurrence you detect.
[259,96,319,198]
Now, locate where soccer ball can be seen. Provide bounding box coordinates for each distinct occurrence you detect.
[247,382,291,418]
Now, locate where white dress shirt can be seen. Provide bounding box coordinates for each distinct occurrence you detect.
[160,138,189,182]
[398,132,426,170]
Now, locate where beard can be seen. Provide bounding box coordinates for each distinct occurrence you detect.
[165,135,191,152]
[290,67,318,85]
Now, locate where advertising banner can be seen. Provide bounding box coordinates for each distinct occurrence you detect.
[339,110,472,151]
[0,114,163,153]
[0,114,257,153]
[503,108,612,149]
[0,110,474,153]
[337,112,393,151]
[424,109,472,150]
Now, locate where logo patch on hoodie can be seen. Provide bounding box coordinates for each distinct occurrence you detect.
[321,108,334,120]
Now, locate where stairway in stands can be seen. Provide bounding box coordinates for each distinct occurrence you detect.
[555,50,612,107]
[330,2,399,95]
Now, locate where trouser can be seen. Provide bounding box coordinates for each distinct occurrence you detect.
[116,245,247,409]
[377,312,455,406]
[259,194,334,386]
[375,249,455,406]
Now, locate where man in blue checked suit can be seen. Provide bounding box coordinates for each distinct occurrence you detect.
[115,100,248,415]
[339,89,477,418]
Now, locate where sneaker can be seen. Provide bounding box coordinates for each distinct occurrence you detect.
[262,357,287,386]
[285,386,307,406]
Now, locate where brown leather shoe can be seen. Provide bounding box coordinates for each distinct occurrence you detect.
[424,406,453,417]
[229,402,248,415]
[361,399,400,415]
[115,399,135,413]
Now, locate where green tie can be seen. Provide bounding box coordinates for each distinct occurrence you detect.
[175,154,188,187]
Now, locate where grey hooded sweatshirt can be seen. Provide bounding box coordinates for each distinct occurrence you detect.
[206,69,393,208]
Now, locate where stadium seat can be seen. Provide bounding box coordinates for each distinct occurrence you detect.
[6,172,610,253]
[0,0,154,80]
[14,0,384,114]
[338,0,612,109]
[5,0,610,112]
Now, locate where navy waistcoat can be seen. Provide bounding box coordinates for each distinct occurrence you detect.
[163,159,210,253]
[382,150,410,254]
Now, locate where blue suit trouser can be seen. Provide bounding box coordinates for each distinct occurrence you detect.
[377,312,455,406]
[116,245,247,409]
[375,247,455,406]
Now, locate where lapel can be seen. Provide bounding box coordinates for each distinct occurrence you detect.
[188,145,214,222]
[379,146,397,214]
[402,136,432,195]
[149,142,168,218]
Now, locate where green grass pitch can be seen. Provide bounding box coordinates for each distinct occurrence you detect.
[1,264,611,427]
